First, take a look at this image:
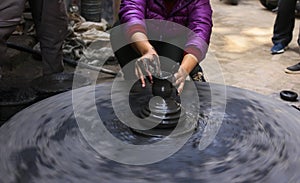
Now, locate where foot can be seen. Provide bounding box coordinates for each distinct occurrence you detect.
[285,62,300,74]
[271,43,286,54]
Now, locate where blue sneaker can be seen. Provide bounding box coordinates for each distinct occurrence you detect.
[271,43,286,54]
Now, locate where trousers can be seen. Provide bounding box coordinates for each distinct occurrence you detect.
[0,0,68,74]
[272,0,300,46]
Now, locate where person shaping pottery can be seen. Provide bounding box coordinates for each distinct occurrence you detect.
[110,0,213,94]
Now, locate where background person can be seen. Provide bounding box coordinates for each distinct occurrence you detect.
[0,0,68,78]
[271,0,298,54]
[270,0,300,73]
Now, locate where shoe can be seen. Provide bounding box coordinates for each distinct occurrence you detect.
[271,43,286,54]
[285,62,300,74]
[272,7,278,12]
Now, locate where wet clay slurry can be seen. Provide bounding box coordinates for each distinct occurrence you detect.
[131,72,187,137]
[0,81,300,182]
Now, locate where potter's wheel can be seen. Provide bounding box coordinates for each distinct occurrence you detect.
[0,81,300,182]
[31,72,91,95]
[0,77,38,123]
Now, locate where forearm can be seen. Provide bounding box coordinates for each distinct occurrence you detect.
[131,32,155,55]
[186,0,212,61]
[180,54,198,74]
[131,32,159,87]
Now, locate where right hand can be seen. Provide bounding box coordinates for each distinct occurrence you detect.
[135,51,160,87]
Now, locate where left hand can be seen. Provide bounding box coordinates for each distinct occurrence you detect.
[174,54,199,94]
[174,66,189,95]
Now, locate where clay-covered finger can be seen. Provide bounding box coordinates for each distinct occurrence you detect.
[135,66,146,87]
[177,81,185,95]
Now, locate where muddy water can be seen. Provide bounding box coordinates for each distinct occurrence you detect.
[0,82,300,182]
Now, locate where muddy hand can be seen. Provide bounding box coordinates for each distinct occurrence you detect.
[135,54,161,87]
[174,66,189,95]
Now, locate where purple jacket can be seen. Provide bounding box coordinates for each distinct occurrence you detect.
[119,0,213,61]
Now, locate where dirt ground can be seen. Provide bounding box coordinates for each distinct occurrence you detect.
[204,0,300,103]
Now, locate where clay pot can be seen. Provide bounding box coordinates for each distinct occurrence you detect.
[151,71,174,98]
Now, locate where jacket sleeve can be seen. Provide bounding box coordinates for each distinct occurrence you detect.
[119,0,147,38]
[186,0,213,61]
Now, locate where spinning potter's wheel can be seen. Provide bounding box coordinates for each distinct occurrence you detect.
[131,72,188,137]
[0,81,300,182]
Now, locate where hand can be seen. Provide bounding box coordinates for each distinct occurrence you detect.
[131,32,161,87]
[174,66,189,95]
[174,54,199,94]
[135,52,160,87]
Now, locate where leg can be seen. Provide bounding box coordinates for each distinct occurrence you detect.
[113,0,121,23]
[286,24,300,74]
[272,0,297,46]
[0,26,17,67]
[0,0,26,27]
[0,0,26,75]
[298,23,300,46]
[29,0,68,75]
